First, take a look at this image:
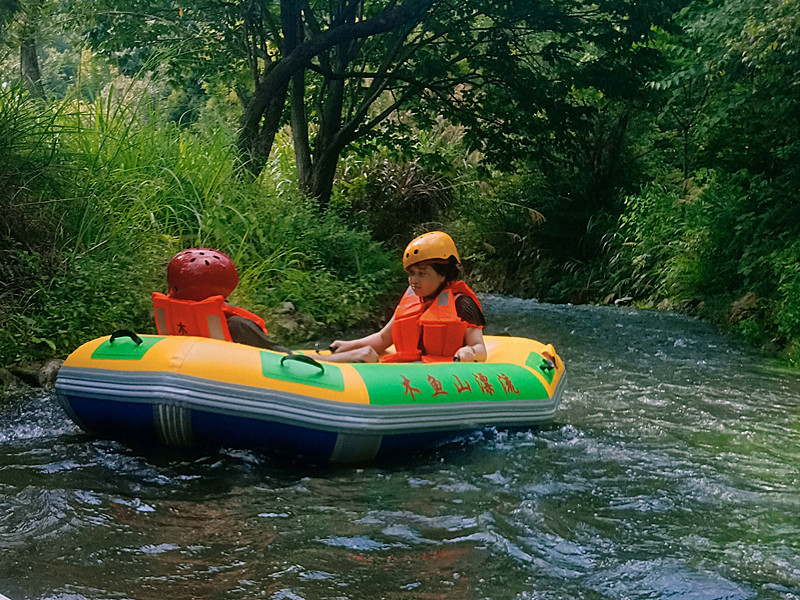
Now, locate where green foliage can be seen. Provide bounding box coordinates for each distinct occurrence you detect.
[212,176,397,330]
[604,166,800,355]
[0,84,73,302]
[775,243,800,341]
[4,0,800,370]
[0,85,395,366]
[342,158,452,245]
[444,171,539,292]
[582,0,800,363]
[1,251,162,362]
[602,183,679,301]
[335,119,475,250]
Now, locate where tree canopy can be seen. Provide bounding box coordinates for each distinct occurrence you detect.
[67,0,683,208]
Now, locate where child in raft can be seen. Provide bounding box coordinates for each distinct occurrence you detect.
[161,247,376,363]
[330,231,486,363]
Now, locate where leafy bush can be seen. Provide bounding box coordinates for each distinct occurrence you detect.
[444,166,617,302]
[603,167,800,358]
[602,182,682,301]
[775,242,800,343]
[0,85,72,270]
[342,157,453,246]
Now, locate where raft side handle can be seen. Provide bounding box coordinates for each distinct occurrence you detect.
[280,352,325,374]
[109,329,143,346]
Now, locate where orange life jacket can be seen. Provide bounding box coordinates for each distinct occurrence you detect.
[152,292,268,341]
[382,281,482,363]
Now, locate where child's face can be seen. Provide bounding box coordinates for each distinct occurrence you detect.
[406,263,446,298]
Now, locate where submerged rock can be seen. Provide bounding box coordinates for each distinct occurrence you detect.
[37,359,63,388]
[603,293,618,305]
[1,367,22,390]
[6,359,63,390]
[614,296,634,307]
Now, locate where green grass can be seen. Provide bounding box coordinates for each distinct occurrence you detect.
[0,85,395,367]
[601,170,800,361]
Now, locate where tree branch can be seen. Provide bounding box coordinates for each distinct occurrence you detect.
[240,0,438,168]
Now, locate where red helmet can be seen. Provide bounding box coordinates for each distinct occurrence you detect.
[167,248,239,301]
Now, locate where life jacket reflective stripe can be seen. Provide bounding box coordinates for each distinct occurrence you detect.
[152,292,267,341]
[382,281,482,363]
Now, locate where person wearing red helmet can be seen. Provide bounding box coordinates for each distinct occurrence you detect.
[166,248,240,301]
[157,247,277,348]
[329,231,486,363]
[156,248,376,362]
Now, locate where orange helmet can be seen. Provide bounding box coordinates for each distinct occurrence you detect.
[402,231,460,270]
[167,248,239,301]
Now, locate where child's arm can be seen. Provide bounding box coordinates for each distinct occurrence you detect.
[454,327,487,362]
[330,317,394,356]
[317,345,379,363]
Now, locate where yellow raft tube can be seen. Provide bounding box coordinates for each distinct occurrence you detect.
[55,332,566,462]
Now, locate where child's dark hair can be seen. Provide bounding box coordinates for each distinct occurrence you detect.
[430,257,462,282]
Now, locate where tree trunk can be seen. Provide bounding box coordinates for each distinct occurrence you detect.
[291,72,312,193]
[239,78,290,175]
[308,142,345,210]
[283,0,312,194]
[237,0,435,180]
[306,38,349,209]
[20,32,45,100]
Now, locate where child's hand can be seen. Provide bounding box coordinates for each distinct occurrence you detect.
[330,340,354,353]
[454,345,477,362]
[321,345,379,363]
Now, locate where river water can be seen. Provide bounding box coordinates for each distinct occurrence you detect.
[1,297,799,600]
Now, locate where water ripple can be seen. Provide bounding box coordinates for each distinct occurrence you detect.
[2,300,800,598]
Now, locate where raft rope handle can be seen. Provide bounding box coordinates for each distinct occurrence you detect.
[280,352,325,374]
[540,358,556,371]
[109,329,143,346]
[540,344,557,370]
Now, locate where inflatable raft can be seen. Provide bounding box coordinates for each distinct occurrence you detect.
[55,332,565,462]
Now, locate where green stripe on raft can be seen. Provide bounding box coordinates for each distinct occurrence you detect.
[352,361,548,406]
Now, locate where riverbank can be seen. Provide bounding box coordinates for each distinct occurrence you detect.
[1,360,63,393]
[3,87,798,374]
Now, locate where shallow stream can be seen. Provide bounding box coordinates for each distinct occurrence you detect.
[1,297,799,599]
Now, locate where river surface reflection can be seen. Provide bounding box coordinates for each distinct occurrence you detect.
[1,297,799,599]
